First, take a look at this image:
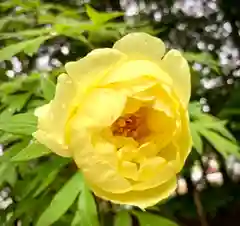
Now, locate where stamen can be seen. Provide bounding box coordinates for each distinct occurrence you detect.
[111,108,150,142]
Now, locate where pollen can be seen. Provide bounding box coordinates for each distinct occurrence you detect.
[111,108,150,142]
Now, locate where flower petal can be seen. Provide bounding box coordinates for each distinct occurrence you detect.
[159,142,181,173]
[34,73,76,157]
[173,109,192,169]
[113,32,165,62]
[160,50,191,107]
[133,158,175,190]
[71,88,126,129]
[102,60,172,86]
[71,132,132,194]
[87,177,177,209]
[65,48,127,91]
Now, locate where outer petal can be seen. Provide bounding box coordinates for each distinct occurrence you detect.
[159,50,191,107]
[87,178,177,209]
[33,73,76,157]
[173,108,192,170]
[113,32,165,62]
[65,48,127,92]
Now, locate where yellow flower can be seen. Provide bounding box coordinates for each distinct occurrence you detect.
[34,33,192,208]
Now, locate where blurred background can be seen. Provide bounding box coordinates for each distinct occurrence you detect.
[0,0,240,226]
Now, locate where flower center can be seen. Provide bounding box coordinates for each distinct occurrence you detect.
[111,108,150,142]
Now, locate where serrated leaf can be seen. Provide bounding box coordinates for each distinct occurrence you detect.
[0,132,20,145]
[36,172,83,226]
[199,129,240,158]
[2,93,32,114]
[41,76,56,101]
[11,141,51,161]
[190,123,203,154]
[133,211,178,226]
[0,112,37,135]
[114,211,132,226]
[0,36,50,61]
[0,28,52,39]
[78,183,100,226]
[86,5,123,25]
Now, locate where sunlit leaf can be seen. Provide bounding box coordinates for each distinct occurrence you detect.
[199,129,240,158]
[11,140,51,161]
[0,28,52,39]
[78,182,100,226]
[0,113,37,135]
[86,5,123,25]
[2,93,32,114]
[41,76,56,101]
[190,123,203,154]
[0,36,51,61]
[36,172,83,226]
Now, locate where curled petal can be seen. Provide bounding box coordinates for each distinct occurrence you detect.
[113,32,165,62]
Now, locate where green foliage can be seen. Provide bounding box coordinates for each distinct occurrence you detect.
[12,141,51,161]
[0,36,51,61]
[77,182,100,226]
[114,211,132,226]
[86,5,123,25]
[189,102,239,158]
[36,172,83,226]
[133,211,178,226]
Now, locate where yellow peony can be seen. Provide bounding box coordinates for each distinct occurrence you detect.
[34,32,192,208]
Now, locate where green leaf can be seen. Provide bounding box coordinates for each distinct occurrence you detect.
[199,129,240,158]
[78,183,100,226]
[20,157,69,198]
[86,5,123,25]
[114,211,132,226]
[33,158,70,197]
[190,123,203,154]
[0,112,37,135]
[0,132,20,145]
[133,211,178,226]
[0,16,11,30]
[41,76,56,101]
[0,139,30,162]
[71,212,81,226]
[184,52,220,74]
[0,36,51,61]
[2,92,32,114]
[24,36,51,56]
[36,172,83,226]
[11,141,51,161]
[0,28,52,39]
[0,163,16,186]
